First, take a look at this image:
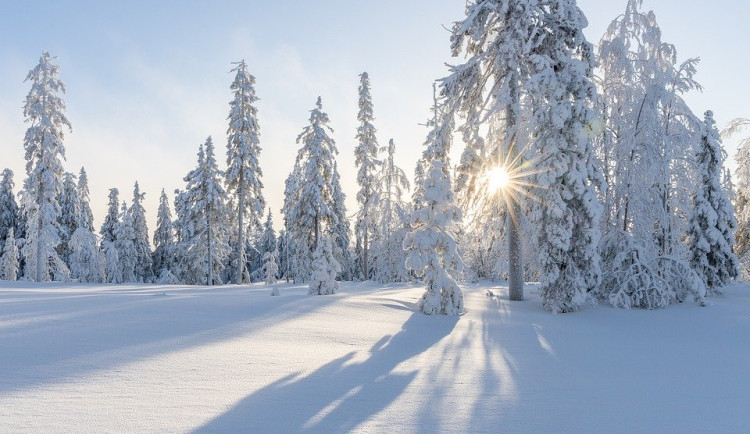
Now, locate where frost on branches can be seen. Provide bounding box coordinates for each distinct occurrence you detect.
[308,236,341,295]
[21,52,71,282]
[0,169,19,255]
[687,111,739,294]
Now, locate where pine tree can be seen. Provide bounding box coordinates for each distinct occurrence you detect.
[0,169,19,255]
[68,227,103,283]
[723,118,750,276]
[100,188,120,245]
[257,209,277,259]
[353,72,382,280]
[688,111,739,294]
[525,1,604,313]
[115,202,137,283]
[372,139,411,282]
[330,162,353,280]
[152,189,175,278]
[181,137,230,285]
[130,182,153,282]
[404,102,464,315]
[102,240,122,284]
[263,251,279,285]
[20,52,71,282]
[309,236,341,295]
[225,60,265,284]
[1,228,19,281]
[284,98,340,282]
[77,167,94,232]
[58,171,79,264]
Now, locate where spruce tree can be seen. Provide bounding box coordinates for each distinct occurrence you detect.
[77,167,95,232]
[115,202,137,283]
[0,169,19,255]
[100,188,120,245]
[21,52,71,281]
[688,111,739,294]
[152,189,175,278]
[284,98,339,282]
[182,137,230,285]
[309,235,341,295]
[353,72,382,280]
[58,171,79,264]
[130,182,153,282]
[1,228,19,281]
[404,103,464,315]
[225,60,264,284]
[372,139,411,282]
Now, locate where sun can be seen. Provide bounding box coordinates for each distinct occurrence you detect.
[487,166,511,193]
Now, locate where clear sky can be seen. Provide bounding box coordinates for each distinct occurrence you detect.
[1,0,748,234]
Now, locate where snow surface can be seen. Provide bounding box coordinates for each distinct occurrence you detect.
[1,280,749,433]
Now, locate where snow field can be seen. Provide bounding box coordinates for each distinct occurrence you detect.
[2,281,750,433]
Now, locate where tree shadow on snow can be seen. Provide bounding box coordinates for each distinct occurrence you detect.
[194,312,458,433]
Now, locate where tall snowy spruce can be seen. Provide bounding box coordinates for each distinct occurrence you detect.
[20,52,71,282]
[282,98,341,287]
[181,137,230,285]
[404,103,464,316]
[353,72,382,280]
[225,60,264,284]
[525,1,604,312]
[687,111,739,294]
[130,182,153,282]
[0,169,19,255]
[372,139,411,282]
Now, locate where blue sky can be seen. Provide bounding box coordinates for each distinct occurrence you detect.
[1,0,748,231]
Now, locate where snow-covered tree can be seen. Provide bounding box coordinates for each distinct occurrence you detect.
[1,228,19,281]
[180,137,230,285]
[308,236,341,295]
[283,98,340,282]
[0,169,19,255]
[353,72,382,280]
[102,240,121,284]
[225,60,265,284]
[68,227,103,283]
[58,171,79,264]
[330,162,354,280]
[152,189,176,279]
[277,229,292,282]
[257,209,277,259]
[524,1,604,313]
[21,52,71,282]
[100,188,120,246]
[115,202,137,283]
[687,111,739,294]
[263,251,279,285]
[723,118,750,276]
[404,100,464,315]
[77,167,94,232]
[372,139,411,282]
[130,182,153,282]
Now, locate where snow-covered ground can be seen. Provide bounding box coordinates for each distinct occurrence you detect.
[1,280,749,433]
